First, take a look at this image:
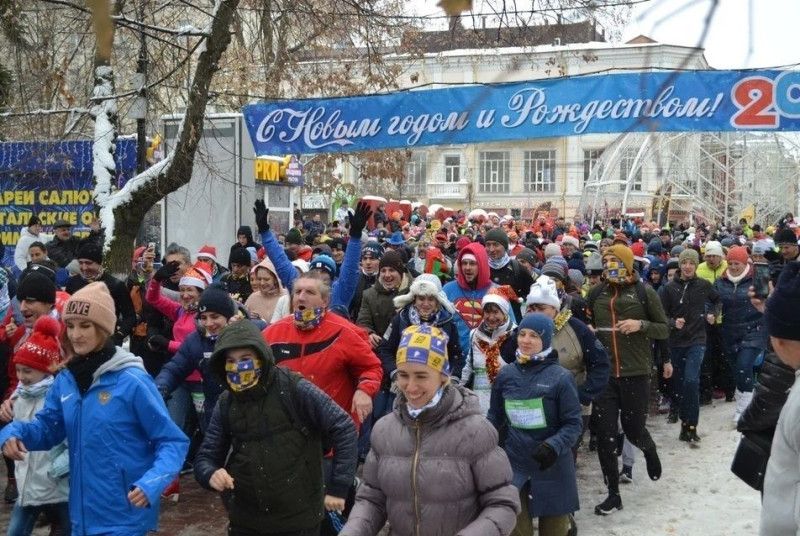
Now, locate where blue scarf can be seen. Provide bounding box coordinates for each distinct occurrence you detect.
[407,386,445,419]
[488,253,511,270]
[16,375,55,400]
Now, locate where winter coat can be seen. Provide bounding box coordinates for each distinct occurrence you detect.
[356,274,411,338]
[461,318,515,415]
[340,385,520,536]
[218,271,253,303]
[13,226,40,272]
[738,349,794,438]
[350,271,378,321]
[260,228,362,309]
[761,370,800,535]
[489,258,534,322]
[195,319,357,533]
[378,305,466,383]
[228,226,259,268]
[659,274,721,348]
[587,275,669,378]
[46,231,103,269]
[443,243,496,352]
[0,347,188,535]
[245,257,287,322]
[12,382,69,507]
[714,267,767,352]
[487,352,583,517]
[146,278,197,354]
[66,272,136,344]
[263,312,383,428]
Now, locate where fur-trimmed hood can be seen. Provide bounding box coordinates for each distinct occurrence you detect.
[393,273,455,313]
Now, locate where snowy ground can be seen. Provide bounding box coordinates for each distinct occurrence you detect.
[573,399,762,536]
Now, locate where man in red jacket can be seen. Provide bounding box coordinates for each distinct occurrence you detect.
[262,271,383,430]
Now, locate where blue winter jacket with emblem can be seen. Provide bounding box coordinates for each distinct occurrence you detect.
[487,350,583,518]
[713,267,768,352]
[0,346,189,536]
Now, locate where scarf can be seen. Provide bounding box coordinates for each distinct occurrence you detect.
[67,341,116,395]
[476,330,512,384]
[407,386,444,419]
[516,346,553,364]
[294,307,326,331]
[488,253,511,270]
[409,305,439,326]
[81,269,104,284]
[726,269,749,285]
[186,302,199,313]
[16,375,55,400]
[603,259,634,285]
[225,358,262,392]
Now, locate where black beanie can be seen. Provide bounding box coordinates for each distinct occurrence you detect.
[379,250,405,275]
[77,243,103,265]
[229,247,252,267]
[774,228,798,246]
[16,272,57,304]
[198,288,236,318]
[484,227,509,250]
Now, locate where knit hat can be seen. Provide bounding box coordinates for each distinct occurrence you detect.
[515,248,537,267]
[544,243,563,259]
[541,257,568,282]
[312,244,333,257]
[583,241,599,253]
[484,227,509,250]
[586,252,604,275]
[518,313,555,351]
[196,245,217,263]
[567,256,586,275]
[63,282,116,335]
[309,255,337,278]
[77,242,103,265]
[285,228,304,245]
[568,269,584,290]
[20,263,56,284]
[396,324,450,375]
[704,241,723,257]
[562,235,579,249]
[455,236,471,251]
[229,247,252,267]
[526,275,561,309]
[727,246,749,265]
[198,287,236,318]
[362,242,384,259]
[752,240,772,256]
[765,261,800,340]
[666,257,680,271]
[379,250,406,276]
[603,245,634,273]
[679,248,700,265]
[16,272,56,304]
[774,228,798,246]
[328,237,347,251]
[647,237,663,255]
[482,285,517,316]
[14,316,61,373]
[393,273,455,313]
[65,259,81,276]
[670,245,685,257]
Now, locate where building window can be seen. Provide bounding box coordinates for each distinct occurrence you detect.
[524,150,556,193]
[405,153,427,195]
[619,148,642,192]
[583,148,604,184]
[478,151,510,194]
[444,155,461,183]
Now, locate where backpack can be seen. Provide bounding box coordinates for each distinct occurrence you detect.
[585,280,651,324]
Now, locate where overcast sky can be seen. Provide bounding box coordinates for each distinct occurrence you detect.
[407,0,800,69]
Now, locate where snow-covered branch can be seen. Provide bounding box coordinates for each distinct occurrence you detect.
[0,108,89,118]
[113,14,211,37]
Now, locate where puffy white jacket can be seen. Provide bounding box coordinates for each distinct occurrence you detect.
[14,227,39,271]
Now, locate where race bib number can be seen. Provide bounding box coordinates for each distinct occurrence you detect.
[473,368,490,390]
[505,398,547,430]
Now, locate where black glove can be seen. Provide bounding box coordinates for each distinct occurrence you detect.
[153,261,180,282]
[349,201,373,239]
[148,334,170,352]
[531,442,558,471]
[253,199,270,234]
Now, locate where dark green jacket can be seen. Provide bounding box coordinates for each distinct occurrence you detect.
[587,275,669,378]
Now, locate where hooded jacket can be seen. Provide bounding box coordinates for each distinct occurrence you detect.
[340,385,519,536]
[659,272,721,348]
[444,243,497,352]
[229,226,259,267]
[0,346,188,535]
[195,320,357,532]
[357,273,411,338]
[244,257,287,322]
[13,226,39,272]
[713,266,767,351]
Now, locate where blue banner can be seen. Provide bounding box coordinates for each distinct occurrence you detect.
[243,70,800,155]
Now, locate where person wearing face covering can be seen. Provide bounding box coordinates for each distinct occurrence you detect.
[195,319,357,536]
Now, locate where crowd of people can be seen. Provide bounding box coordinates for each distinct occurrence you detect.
[0,201,799,535]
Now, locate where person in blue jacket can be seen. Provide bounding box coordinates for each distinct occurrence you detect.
[488,313,583,536]
[0,282,188,536]
[253,199,372,311]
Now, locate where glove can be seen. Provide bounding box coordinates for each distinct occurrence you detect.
[348,201,373,239]
[154,261,180,282]
[531,442,558,471]
[148,334,170,352]
[253,199,270,234]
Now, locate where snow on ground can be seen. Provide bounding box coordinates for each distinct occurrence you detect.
[573,399,761,536]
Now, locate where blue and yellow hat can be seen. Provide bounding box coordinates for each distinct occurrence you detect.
[396,324,450,374]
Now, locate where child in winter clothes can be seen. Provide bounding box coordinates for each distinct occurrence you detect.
[488,314,583,536]
[460,285,518,415]
[6,316,69,536]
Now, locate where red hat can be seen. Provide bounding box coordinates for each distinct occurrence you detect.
[456,236,471,251]
[196,245,217,263]
[14,316,61,374]
[727,246,749,265]
[133,246,147,263]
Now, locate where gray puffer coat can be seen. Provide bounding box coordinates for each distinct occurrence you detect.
[340,385,519,536]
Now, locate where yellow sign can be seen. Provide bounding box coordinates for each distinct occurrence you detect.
[739,205,756,226]
[254,156,292,182]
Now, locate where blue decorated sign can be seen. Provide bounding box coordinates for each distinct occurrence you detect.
[243,70,800,155]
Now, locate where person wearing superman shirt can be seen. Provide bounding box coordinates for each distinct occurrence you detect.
[443,243,496,354]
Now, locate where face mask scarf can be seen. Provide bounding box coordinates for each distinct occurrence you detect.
[226,358,263,392]
[603,259,629,285]
[294,307,326,331]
